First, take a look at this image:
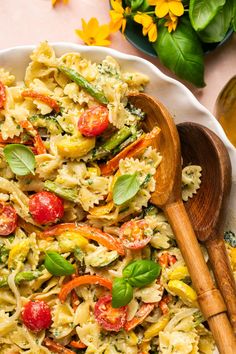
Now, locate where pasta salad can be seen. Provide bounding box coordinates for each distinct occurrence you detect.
[0,42,223,354]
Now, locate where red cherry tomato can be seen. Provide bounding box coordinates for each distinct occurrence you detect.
[21,300,52,332]
[120,219,152,250]
[78,105,109,137]
[94,295,127,332]
[29,191,64,225]
[0,81,6,109]
[0,203,17,236]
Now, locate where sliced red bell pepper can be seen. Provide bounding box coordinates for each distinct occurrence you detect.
[59,275,112,303]
[124,303,155,331]
[41,223,125,256]
[0,81,6,109]
[22,90,60,113]
[43,338,75,354]
[0,133,33,145]
[159,252,177,267]
[70,341,87,349]
[158,295,171,315]
[18,119,46,154]
[100,126,161,176]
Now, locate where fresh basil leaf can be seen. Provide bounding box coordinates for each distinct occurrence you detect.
[113,173,140,205]
[189,0,226,31]
[44,251,75,276]
[123,259,161,287]
[3,144,36,176]
[198,0,233,43]
[112,278,133,308]
[153,18,205,87]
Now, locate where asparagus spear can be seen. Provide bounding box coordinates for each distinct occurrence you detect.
[59,66,108,105]
[44,180,78,203]
[92,126,137,160]
[0,271,41,288]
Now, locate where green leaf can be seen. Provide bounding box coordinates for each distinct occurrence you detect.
[232,0,236,31]
[130,0,144,10]
[3,144,36,176]
[113,173,140,205]
[189,0,226,31]
[44,251,75,276]
[198,0,233,43]
[123,260,161,288]
[153,18,205,87]
[112,278,133,308]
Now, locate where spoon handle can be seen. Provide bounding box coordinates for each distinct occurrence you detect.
[206,237,236,334]
[164,200,236,353]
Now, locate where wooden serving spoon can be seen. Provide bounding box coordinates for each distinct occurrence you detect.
[177,122,236,334]
[128,93,236,353]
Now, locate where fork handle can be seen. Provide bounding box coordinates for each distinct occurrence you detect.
[164,200,236,353]
[206,237,236,334]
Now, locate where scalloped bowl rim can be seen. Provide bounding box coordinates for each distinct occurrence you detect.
[0,42,234,162]
[1,41,236,352]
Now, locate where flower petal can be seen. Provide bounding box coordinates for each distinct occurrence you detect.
[169,1,184,16]
[148,0,158,5]
[134,14,143,24]
[155,2,169,17]
[142,14,153,28]
[148,24,158,42]
[110,0,124,13]
[75,29,90,45]
[87,18,99,38]
[94,39,111,46]
[121,18,127,33]
[96,24,111,40]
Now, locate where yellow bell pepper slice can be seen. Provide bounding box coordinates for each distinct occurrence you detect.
[89,201,114,216]
[127,331,138,345]
[57,135,95,158]
[8,240,30,269]
[169,266,190,280]
[168,280,198,307]
[58,231,88,252]
[144,314,170,339]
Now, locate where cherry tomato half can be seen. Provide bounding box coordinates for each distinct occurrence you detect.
[0,203,17,236]
[21,300,52,332]
[29,191,64,225]
[0,81,6,109]
[94,295,127,332]
[120,219,153,250]
[78,105,109,137]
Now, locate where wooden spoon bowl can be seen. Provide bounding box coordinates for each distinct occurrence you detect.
[177,122,236,332]
[129,93,236,353]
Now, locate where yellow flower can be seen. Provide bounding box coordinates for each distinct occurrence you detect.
[75,18,111,46]
[164,11,178,32]
[52,0,69,6]
[109,0,131,33]
[148,0,184,18]
[134,13,158,42]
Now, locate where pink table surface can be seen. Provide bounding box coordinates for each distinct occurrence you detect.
[1,0,236,115]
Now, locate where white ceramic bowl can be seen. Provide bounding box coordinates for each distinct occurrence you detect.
[0,43,235,352]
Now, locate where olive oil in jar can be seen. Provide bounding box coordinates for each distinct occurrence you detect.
[215,76,236,147]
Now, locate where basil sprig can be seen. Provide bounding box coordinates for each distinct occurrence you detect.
[113,173,140,205]
[44,251,75,276]
[112,259,161,308]
[3,144,36,176]
[123,259,161,288]
[153,18,205,88]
